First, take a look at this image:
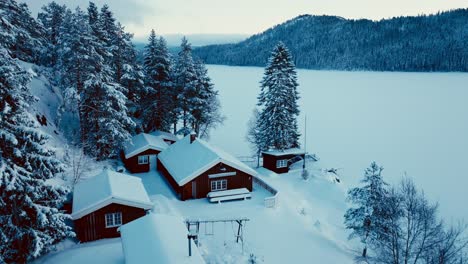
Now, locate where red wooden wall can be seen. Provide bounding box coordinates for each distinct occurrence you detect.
[158,161,253,201]
[122,149,161,173]
[74,203,147,242]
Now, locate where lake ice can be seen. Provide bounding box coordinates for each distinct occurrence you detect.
[207,65,468,221]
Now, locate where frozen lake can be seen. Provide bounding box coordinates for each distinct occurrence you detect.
[207,65,468,221]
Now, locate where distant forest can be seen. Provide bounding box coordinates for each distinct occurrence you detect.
[193,9,468,72]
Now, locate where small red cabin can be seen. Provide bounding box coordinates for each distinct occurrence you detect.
[71,170,153,242]
[262,149,306,174]
[122,133,170,173]
[158,134,255,201]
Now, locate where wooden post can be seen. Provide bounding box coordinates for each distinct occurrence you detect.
[236,220,242,243]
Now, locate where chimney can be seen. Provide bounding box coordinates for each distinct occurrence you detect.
[190,132,196,144]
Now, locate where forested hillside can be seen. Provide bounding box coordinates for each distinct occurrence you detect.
[193,9,468,72]
[0,0,222,261]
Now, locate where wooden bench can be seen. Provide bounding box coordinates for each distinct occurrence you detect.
[207,188,251,203]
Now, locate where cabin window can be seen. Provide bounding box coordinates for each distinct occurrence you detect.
[211,179,227,191]
[138,155,149,164]
[105,212,122,228]
[276,159,288,168]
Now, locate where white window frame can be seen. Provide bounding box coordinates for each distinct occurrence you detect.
[138,155,149,165]
[276,159,288,168]
[105,212,122,228]
[211,179,227,191]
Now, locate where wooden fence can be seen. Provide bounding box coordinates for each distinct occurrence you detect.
[253,176,279,208]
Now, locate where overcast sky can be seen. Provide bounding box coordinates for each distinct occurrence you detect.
[24,0,468,40]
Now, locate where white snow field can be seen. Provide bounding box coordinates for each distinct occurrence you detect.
[25,62,468,263]
[207,65,468,221]
[34,164,355,264]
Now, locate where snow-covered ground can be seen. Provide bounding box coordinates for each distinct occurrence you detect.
[33,162,355,264]
[207,65,468,221]
[25,62,468,262]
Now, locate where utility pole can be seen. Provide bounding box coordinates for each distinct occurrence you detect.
[303,114,307,170]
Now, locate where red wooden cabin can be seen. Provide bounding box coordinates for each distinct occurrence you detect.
[71,170,153,242]
[122,133,169,173]
[158,134,256,201]
[262,149,306,174]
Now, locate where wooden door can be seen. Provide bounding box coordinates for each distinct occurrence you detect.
[192,181,197,199]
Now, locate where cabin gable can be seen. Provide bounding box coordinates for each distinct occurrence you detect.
[74,203,147,242]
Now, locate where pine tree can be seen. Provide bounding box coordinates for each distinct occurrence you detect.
[57,7,134,159]
[82,70,135,159]
[256,42,300,151]
[142,30,173,132]
[0,49,73,263]
[173,37,197,135]
[190,59,223,138]
[115,23,144,114]
[247,108,267,167]
[97,4,117,64]
[0,0,44,63]
[37,1,67,66]
[56,7,98,143]
[344,162,389,258]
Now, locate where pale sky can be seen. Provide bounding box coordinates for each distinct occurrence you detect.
[24,0,468,40]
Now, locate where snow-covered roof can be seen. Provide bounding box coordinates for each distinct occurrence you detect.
[150,130,179,142]
[262,148,306,156]
[119,214,205,264]
[158,135,257,186]
[124,133,169,159]
[71,170,153,220]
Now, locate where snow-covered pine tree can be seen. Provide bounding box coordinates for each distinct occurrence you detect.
[344,162,389,258]
[0,49,73,263]
[190,59,223,138]
[37,2,67,67]
[173,37,197,136]
[115,23,144,114]
[57,7,134,159]
[256,42,300,151]
[246,108,267,167]
[142,30,173,132]
[0,0,44,63]
[86,2,100,37]
[56,7,98,143]
[97,4,117,64]
[82,68,135,159]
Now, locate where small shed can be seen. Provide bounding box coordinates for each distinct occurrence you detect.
[158,134,256,201]
[262,148,306,174]
[119,214,205,264]
[71,170,153,242]
[122,133,169,173]
[150,130,179,145]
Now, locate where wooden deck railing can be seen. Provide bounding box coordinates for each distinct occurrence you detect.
[253,176,279,209]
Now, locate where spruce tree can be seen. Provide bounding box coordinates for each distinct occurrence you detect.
[56,7,99,143]
[173,37,197,135]
[142,30,173,132]
[115,23,144,114]
[0,49,73,263]
[256,42,300,150]
[0,0,44,63]
[190,59,223,138]
[37,1,67,66]
[57,7,134,159]
[344,162,389,258]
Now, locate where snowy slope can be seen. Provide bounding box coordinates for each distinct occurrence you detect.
[18,62,115,186]
[18,62,67,157]
[33,160,357,264]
